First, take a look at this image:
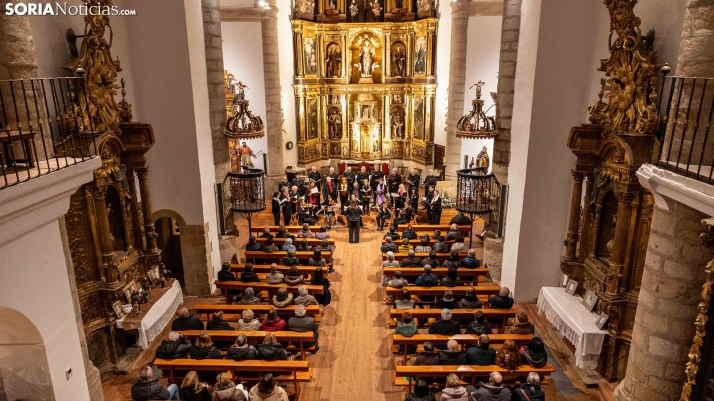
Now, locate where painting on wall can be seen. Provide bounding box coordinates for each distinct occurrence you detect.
[305,38,317,75]
[414,37,426,75]
[325,43,342,78]
[413,97,424,140]
[307,97,319,139]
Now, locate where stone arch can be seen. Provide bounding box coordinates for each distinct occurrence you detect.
[152,209,187,232]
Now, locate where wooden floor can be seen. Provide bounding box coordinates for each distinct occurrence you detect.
[103,207,616,401]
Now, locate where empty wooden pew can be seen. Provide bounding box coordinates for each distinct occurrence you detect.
[391,333,533,363]
[180,330,315,360]
[395,365,555,393]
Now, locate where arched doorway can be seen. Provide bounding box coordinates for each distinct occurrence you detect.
[155,216,184,288]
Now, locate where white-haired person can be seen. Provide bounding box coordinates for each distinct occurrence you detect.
[382,251,400,268]
[281,237,296,252]
[294,285,318,306]
[383,270,408,301]
[131,364,179,401]
[265,263,285,284]
[427,309,461,336]
[438,339,466,365]
[287,304,319,350]
[489,286,514,309]
[471,371,513,400]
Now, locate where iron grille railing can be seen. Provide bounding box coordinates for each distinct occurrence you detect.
[655,76,714,184]
[0,77,97,190]
[455,168,500,216]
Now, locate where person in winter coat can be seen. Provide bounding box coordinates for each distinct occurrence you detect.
[217,262,237,281]
[495,340,522,372]
[256,333,289,361]
[155,331,192,360]
[401,250,422,267]
[414,235,432,253]
[428,309,461,336]
[438,339,466,365]
[445,224,463,241]
[131,364,178,401]
[249,373,290,401]
[293,285,319,306]
[395,288,416,309]
[414,342,439,365]
[435,290,458,309]
[432,236,450,253]
[261,238,279,253]
[179,371,211,401]
[171,307,204,331]
[287,304,319,349]
[384,270,408,301]
[261,308,287,332]
[421,251,441,268]
[382,250,400,268]
[450,237,467,253]
[265,263,285,284]
[283,266,304,285]
[237,309,263,331]
[404,378,436,401]
[239,287,263,305]
[308,250,327,266]
[394,311,418,354]
[414,266,439,286]
[442,251,461,269]
[398,238,414,254]
[205,311,234,348]
[461,249,482,268]
[440,373,470,401]
[240,263,261,283]
[212,372,248,401]
[402,225,418,240]
[272,286,294,308]
[511,372,545,401]
[282,250,300,267]
[440,267,461,287]
[226,333,257,361]
[381,237,400,253]
[280,237,296,252]
[466,311,493,335]
[245,236,262,251]
[310,267,331,306]
[471,372,512,401]
[505,312,535,335]
[459,287,484,309]
[190,332,223,382]
[521,337,548,368]
[489,287,514,309]
[465,335,497,366]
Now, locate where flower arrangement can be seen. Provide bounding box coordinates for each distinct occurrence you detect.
[441,191,456,209]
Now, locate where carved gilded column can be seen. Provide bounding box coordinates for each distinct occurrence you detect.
[606,191,635,294]
[92,185,117,282]
[578,173,594,260]
[564,170,584,260]
[137,168,159,255]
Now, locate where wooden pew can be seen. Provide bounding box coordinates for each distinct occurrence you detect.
[388,308,517,331]
[214,281,324,304]
[255,237,334,246]
[382,238,458,246]
[252,225,321,234]
[384,295,489,308]
[391,333,533,364]
[231,263,324,276]
[245,250,333,264]
[385,285,501,298]
[395,365,555,393]
[382,252,468,262]
[153,358,311,400]
[195,304,321,319]
[382,267,488,284]
[180,330,315,360]
[406,224,472,234]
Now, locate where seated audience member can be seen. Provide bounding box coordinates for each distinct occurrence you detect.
[281,237,296,252]
[421,251,441,267]
[435,290,458,309]
[261,308,287,332]
[381,237,399,253]
[384,270,408,300]
[442,250,461,269]
[489,287,514,309]
[398,238,414,254]
[190,331,222,360]
[298,223,314,238]
[466,311,492,335]
[394,311,418,354]
[249,373,289,401]
[440,267,461,287]
[259,227,274,239]
[405,378,436,401]
[445,223,463,241]
[308,250,327,266]
[294,285,318,306]
[449,211,472,226]
[226,333,257,361]
[428,309,461,335]
[382,251,400,267]
[213,372,249,401]
[282,250,300,267]
[155,331,192,360]
[450,237,467,253]
[237,309,263,331]
[415,266,439,286]
[471,372,512,400]
[433,236,450,253]
[206,310,234,331]
[310,267,331,306]
[179,371,211,401]
[272,286,294,308]
[441,373,472,401]
[275,225,290,238]
[432,230,441,240]
[296,238,313,251]
[131,364,178,401]
[315,226,330,240]
[240,263,261,282]
[239,287,262,305]
[246,236,262,251]
[395,288,416,309]
[505,312,535,335]
[287,304,319,349]
[256,333,289,361]
[459,287,484,309]
[402,225,418,240]
[265,263,285,284]
[465,334,496,366]
[495,340,522,372]
[261,238,279,253]
[217,262,237,281]
[171,307,204,331]
[402,250,422,267]
[512,372,545,401]
[384,225,400,240]
[461,249,481,268]
[284,266,304,285]
[414,342,439,365]
[414,235,432,253]
[521,337,548,368]
[439,340,466,365]
[315,239,336,266]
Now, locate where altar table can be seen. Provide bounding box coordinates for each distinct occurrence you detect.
[537,286,608,369]
[116,279,183,349]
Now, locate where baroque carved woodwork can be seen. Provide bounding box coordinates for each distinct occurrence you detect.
[561,0,658,382]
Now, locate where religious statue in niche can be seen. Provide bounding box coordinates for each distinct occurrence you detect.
[417,0,433,12]
[394,0,403,8]
[413,97,425,140]
[476,146,489,168]
[414,38,426,74]
[305,38,317,75]
[373,140,379,153]
[391,43,406,77]
[392,113,405,139]
[307,98,319,139]
[239,141,258,168]
[328,0,337,10]
[328,107,343,139]
[326,43,342,78]
[296,0,316,14]
[358,40,377,79]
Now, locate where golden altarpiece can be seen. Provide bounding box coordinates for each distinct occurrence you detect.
[560,0,658,381]
[292,0,438,166]
[60,2,160,372]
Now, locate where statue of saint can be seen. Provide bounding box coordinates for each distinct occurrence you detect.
[471,80,485,99]
[476,146,489,168]
[359,42,376,78]
[326,46,342,77]
[236,81,248,100]
[392,113,404,139]
[395,0,403,8]
[239,141,256,168]
[328,109,342,139]
[391,47,405,77]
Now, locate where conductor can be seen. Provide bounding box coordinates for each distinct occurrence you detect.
[346,200,363,243]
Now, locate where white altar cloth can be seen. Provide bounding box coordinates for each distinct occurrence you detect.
[537,286,608,369]
[116,280,183,349]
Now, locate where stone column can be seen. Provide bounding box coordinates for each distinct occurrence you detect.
[563,170,584,261]
[92,185,117,282]
[137,168,159,254]
[262,2,286,190]
[676,0,714,77]
[613,203,710,401]
[444,0,471,181]
[483,0,521,282]
[0,5,36,79]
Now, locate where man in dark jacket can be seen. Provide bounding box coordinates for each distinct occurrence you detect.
[287,304,319,349]
[131,364,178,401]
[449,212,472,226]
[428,309,461,335]
[245,236,262,251]
[438,339,466,365]
[217,262,237,281]
[471,372,512,401]
[402,250,422,267]
[155,331,192,360]
[489,287,515,309]
[445,224,463,241]
[226,333,257,361]
[415,266,439,286]
[240,263,261,282]
[421,251,441,268]
[381,237,399,253]
[414,342,439,365]
[170,307,203,331]
[272,191,281,225]
[466,311,493,335]
[465,335,496,365]
[461,249,481,268]
[433,236,450,253]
